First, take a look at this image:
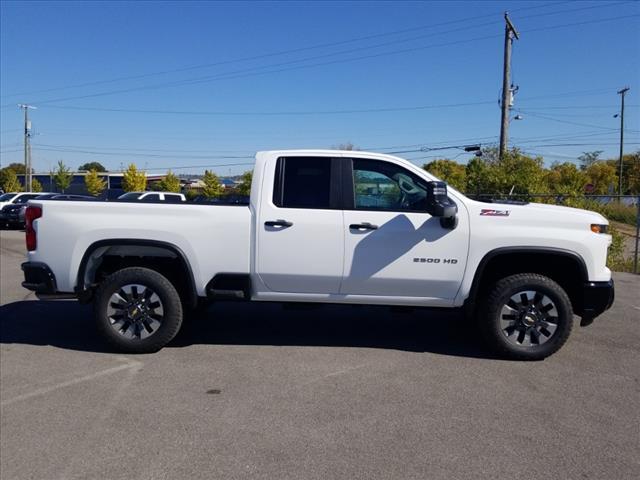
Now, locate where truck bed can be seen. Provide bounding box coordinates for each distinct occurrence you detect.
[28,200,252,295]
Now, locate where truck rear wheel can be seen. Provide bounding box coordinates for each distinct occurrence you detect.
[481,273,573,360]
[94,267,183,353]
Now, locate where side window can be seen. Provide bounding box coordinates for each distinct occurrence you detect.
[164,194,183,203]
[141,194,161,202]
[15,194,40,204]
[352,159,427,212]
[274,157,332,209]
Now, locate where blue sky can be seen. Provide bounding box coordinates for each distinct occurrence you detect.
[1,0,639,175]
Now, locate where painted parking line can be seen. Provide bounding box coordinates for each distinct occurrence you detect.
[0,357,142,407]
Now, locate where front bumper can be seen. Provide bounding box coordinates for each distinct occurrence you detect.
[1,210,23,224]
[580,279,615,326]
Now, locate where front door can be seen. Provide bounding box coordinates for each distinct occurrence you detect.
[341,158,468,302]
[256,156,344,294]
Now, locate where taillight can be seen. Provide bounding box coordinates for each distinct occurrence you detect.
[25,206,42,251]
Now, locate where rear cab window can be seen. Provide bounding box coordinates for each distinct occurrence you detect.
[273,157,339,209]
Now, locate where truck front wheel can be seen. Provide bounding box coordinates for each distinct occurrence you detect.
[94,267,183,353]
[481,273,573,360]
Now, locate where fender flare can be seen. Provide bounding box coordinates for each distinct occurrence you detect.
[466,246,588,306]
[75,238,198,307]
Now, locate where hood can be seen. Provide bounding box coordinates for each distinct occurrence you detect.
[520,202,608,223]
[472,200,608,227]
[1,203,24,212]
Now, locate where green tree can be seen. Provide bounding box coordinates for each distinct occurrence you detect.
[0,168,22,192]
[85,169,107,196]
[465,156,492,195]
[467,147,547,197]
[606,151,640,195]
[31,178,43,193]
[3,163,28,174]
[578,151,603,171]
[624,151,640,194]
[122,163,147,192]
[545,162,587,196]
[423,159,466,191]
[158,171,181,192]
[202,170,223,198]
[236,170,253,196]
[584,162,617,195]
[78,161,106,172]
[52,160,72,193]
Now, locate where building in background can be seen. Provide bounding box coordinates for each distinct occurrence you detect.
[14,172,240,195]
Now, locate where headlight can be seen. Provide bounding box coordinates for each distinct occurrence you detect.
[590,224,608,234]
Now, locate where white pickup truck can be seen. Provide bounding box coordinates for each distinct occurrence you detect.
[21,150,614,359]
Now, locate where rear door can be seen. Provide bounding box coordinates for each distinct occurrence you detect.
[255,156,344,294]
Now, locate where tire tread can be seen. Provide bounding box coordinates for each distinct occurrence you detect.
[481,273,573,360]
[94,267,183,353]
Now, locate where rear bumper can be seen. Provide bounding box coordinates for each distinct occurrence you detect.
[22,262,91,301]
[21,262,58,294]
[580,279,615,326]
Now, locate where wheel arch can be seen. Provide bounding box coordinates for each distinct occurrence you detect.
[466,247,589,316]
[75,239,198,308]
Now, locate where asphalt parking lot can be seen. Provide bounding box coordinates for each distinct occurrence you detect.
[1,229,639,480]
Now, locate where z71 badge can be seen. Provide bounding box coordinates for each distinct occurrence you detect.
[480,209,510,216]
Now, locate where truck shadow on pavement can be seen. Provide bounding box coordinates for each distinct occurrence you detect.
[0,300,498,359]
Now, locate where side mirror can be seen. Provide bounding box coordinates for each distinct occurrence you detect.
[426,181,457,217]
[426,181,458,229]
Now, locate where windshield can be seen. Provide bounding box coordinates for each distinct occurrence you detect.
[118,192,143,200]
[0,193,17,201]
[14,194,41,203]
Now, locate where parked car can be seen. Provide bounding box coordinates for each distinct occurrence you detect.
[192,194,249,205]
[0,192,52,210]
[21,150,614,359]
[1,193,95,229]
[97,189,125,201]
[0,192,53,228]
[117,192,186,203]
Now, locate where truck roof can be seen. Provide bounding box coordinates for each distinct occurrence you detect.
[256,149,405,161]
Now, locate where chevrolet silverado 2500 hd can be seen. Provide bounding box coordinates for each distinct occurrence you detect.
[21,150,614,359]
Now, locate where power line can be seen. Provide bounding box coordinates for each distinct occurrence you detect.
[524,142,640,148]
[4,11,637,108]
[518,109,639,132]
[29,145,254,160]
[1,32,505,107]
[39,93,637,119]
[42,100,498,116]
[0,0,574,100]
[31,142,254,154]
[517,104,639,110]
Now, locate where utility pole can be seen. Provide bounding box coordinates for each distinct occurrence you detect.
[499,13,519,161]
[18,104,36,191]
[616,87,629,197]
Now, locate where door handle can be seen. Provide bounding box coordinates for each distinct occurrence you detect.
[349,222,378,231]
[265,219,293,228]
